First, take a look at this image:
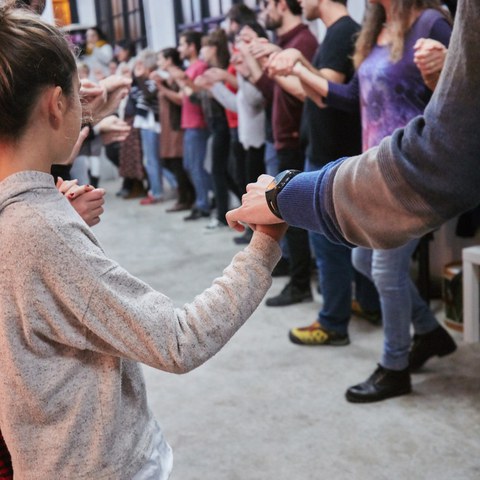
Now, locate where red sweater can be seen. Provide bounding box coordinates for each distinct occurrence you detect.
[0,431,13,480]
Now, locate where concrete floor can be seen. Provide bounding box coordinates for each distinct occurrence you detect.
[95,178,480,480]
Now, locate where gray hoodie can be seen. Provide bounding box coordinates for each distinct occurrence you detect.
[0,171,281,478]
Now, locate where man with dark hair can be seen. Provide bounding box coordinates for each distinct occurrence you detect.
[249,0,318,306]
[174,30,212,220]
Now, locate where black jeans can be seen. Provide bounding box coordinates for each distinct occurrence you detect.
[162,157,195,205]
[277,147,311,291]
[210,119,242,223]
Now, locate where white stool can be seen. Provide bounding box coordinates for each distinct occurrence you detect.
[462,246,480,342]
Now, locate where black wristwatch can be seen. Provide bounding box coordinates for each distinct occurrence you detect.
[265,169,301,220]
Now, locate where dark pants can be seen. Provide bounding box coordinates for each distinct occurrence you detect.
[245,145,266,187]
[277,147,311,291]
[210,119,242,223]
[163,157,195,205]
[229,128,246,194]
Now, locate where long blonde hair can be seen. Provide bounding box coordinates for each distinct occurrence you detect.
[352,0,450,69]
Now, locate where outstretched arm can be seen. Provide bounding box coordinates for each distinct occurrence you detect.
[228,0,480,249]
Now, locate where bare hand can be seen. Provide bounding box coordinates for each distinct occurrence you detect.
[226,175,285,233]
[96,115,131,144]
[94,75,131,122]
[267,48,303,77]
[203,67,227,83]
[56,177,94,198]
[167,65,187,82]
[80,79,107,123]
[69,188,106,227]
[61,126,90,166]
[194,74,212,90]
[249,38,281,60]
[414,38,447,90]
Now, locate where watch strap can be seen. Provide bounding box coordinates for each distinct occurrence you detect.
[265,169,301,220]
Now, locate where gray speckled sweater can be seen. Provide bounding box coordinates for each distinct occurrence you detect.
[0,171,281,479]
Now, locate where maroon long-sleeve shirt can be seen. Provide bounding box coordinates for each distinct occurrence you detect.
[255,23,317,151]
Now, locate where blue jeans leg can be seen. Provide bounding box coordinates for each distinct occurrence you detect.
[352,241,438,370]
[354,270,381,312]
[264,141,279,177]
[311,232,352,335]
[141,128,162,198]
[183,128,211,212]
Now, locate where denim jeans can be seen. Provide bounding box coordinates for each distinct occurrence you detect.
[305,158,352,334]
[140,129,163,198]
[183,128,211,212]
[310,232,352,335]
[264,141,279,177]
[352,240,439,370]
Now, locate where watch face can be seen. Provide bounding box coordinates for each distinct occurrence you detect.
[266,178,277,191]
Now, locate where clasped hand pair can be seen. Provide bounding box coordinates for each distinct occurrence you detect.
[226,175,288,242]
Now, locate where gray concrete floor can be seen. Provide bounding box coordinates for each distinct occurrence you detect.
[95,179,480,480]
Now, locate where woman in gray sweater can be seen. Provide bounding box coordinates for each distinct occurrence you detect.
[0,4,285,478]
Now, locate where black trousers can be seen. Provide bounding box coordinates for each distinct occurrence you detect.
[210,122,242,223]
[162,157,195,205]
[277,147,311,291]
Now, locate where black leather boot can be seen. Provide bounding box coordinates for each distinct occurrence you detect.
[346,365,411,403]
[409,325,457,371]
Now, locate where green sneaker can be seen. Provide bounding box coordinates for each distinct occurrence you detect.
[289,321,350,346]
[351,299,382,326]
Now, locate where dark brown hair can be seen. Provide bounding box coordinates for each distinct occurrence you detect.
[205,28,230,69]
[0,0,77,140]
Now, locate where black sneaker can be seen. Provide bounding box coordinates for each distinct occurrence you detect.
[266,282,313,307]
[346,365,411,403]
[184,208,210,221]
[409,325,457,372]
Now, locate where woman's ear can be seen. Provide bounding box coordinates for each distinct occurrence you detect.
[47,86,66,129]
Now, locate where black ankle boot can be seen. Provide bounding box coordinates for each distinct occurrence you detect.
[409,325,457,372]
[346,365,411,403]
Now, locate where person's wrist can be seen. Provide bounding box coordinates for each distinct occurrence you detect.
[265,170,301,220]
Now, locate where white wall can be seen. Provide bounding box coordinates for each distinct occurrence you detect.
[76,0,96,27]
[310,0,366,40]
[144,0,177,51]
[40,0,54,23]
[348,0,366,24]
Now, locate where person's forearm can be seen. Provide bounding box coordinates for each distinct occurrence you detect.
[86,232,281,373]
[224,71,238,90]
[300,80,327,107]
[273,75,306,102]
[294,62,329,98]
[244,53,264,83]
[210,82,238,112]
[278,0,480,249]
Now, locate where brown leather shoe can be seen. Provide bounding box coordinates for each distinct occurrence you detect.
[123,180,147,199]
[166,202,192,212]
